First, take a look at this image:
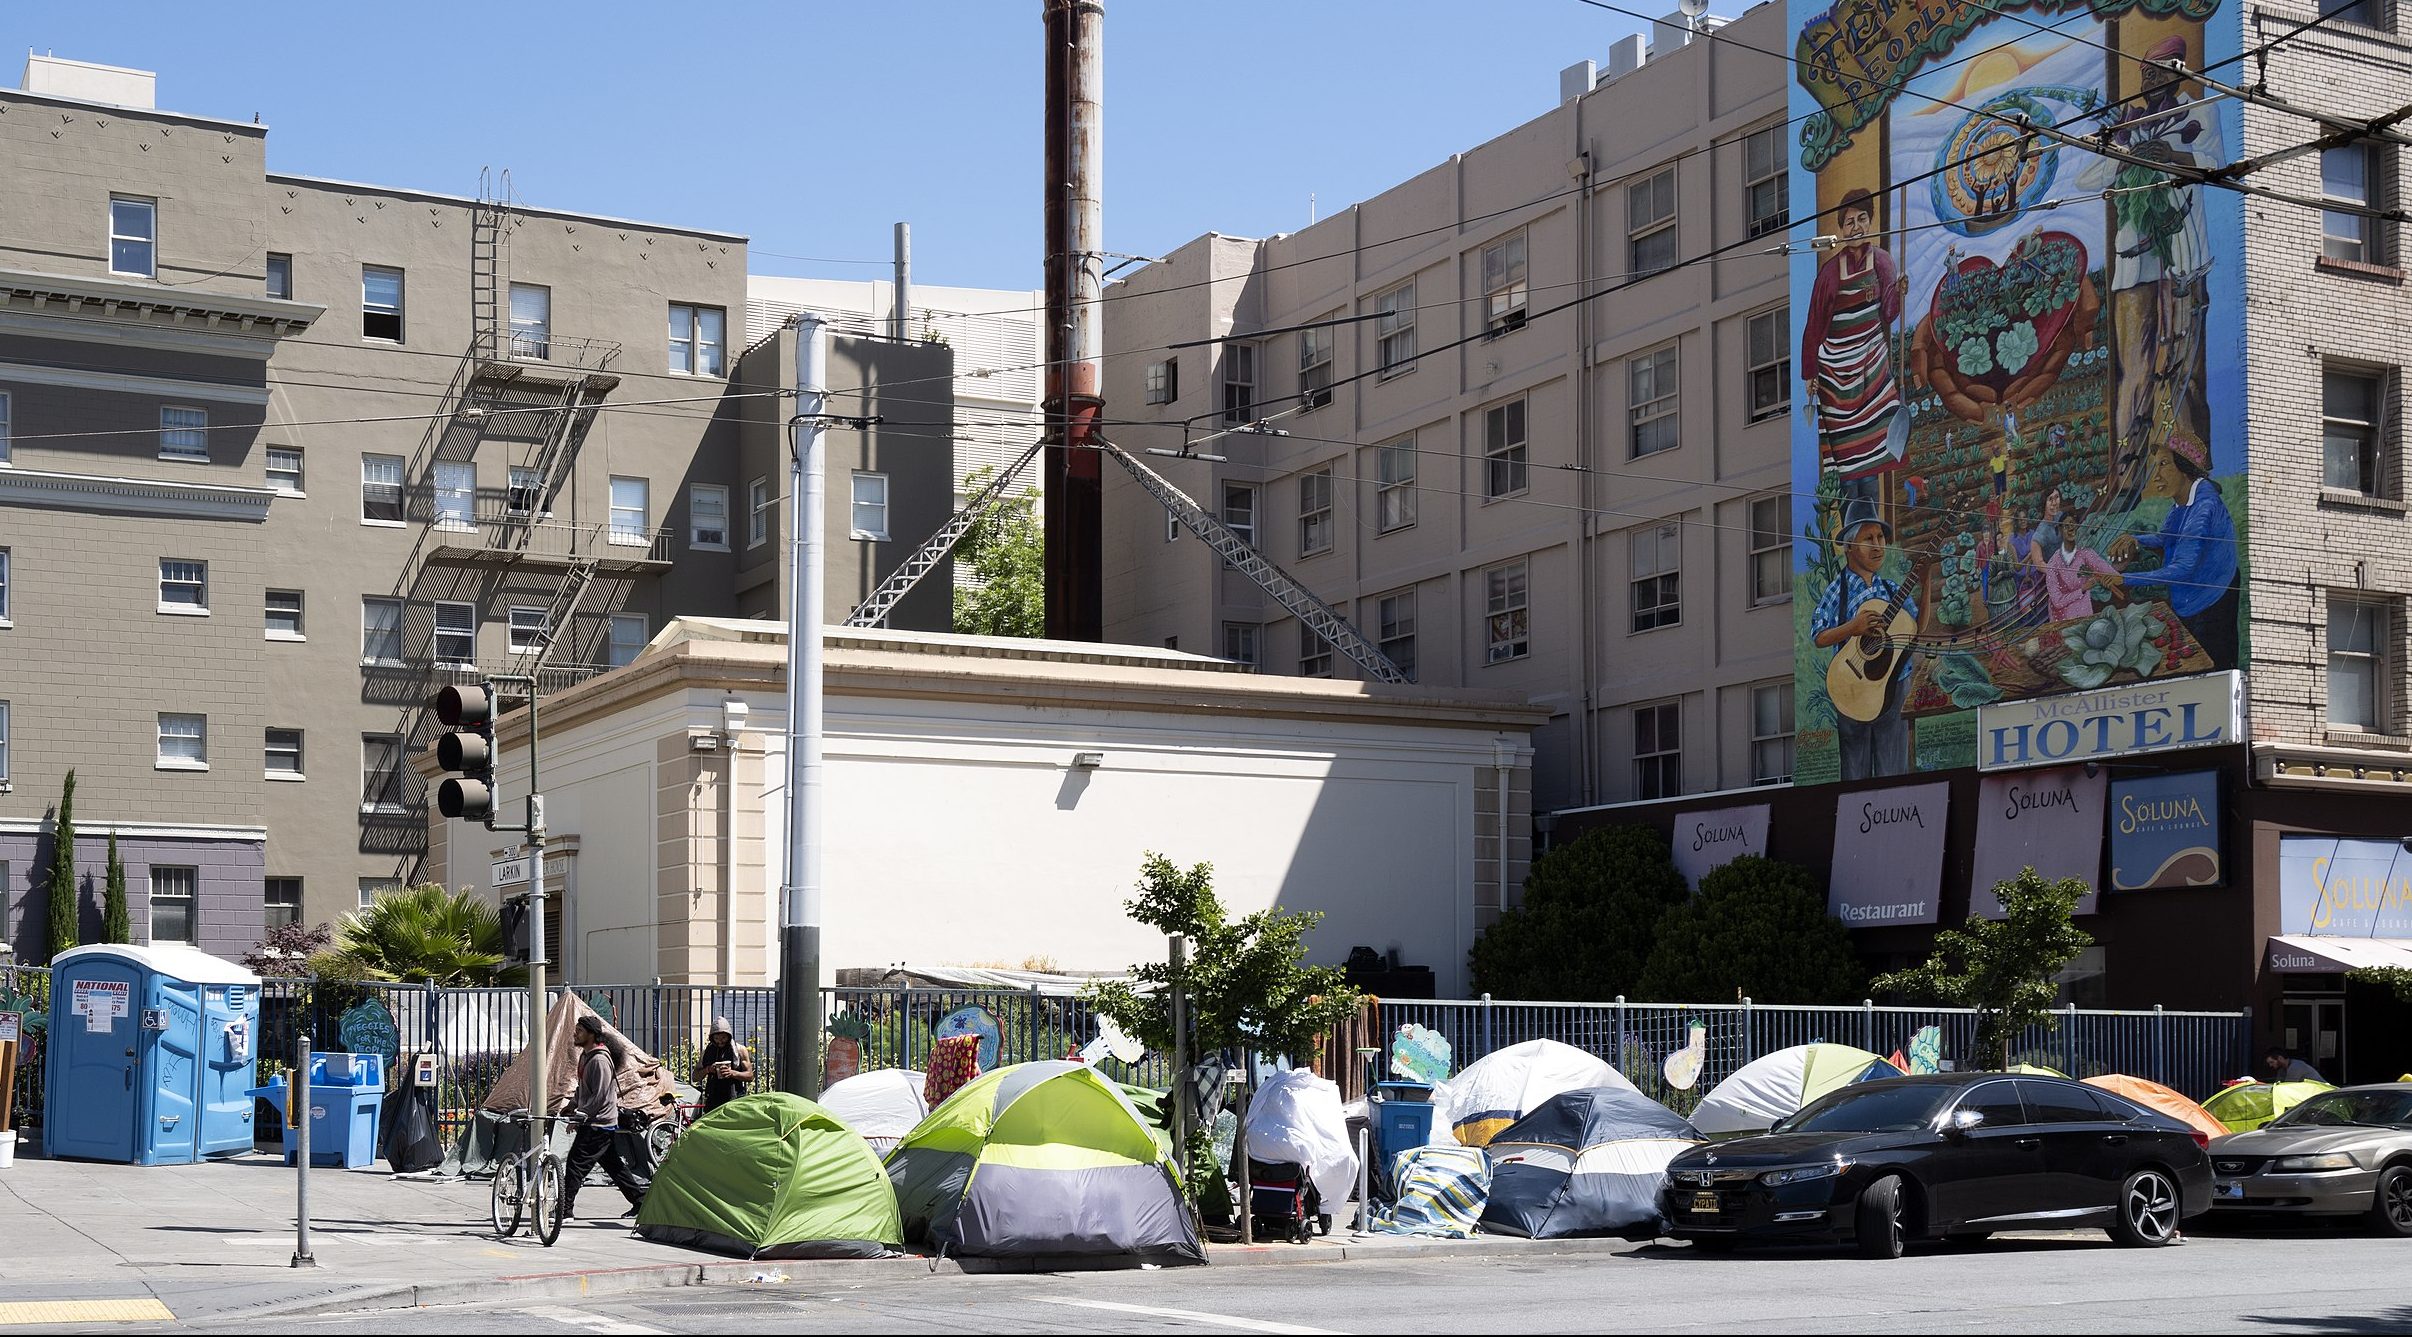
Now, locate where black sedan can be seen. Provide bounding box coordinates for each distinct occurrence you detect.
[1661,1073,2214,1258]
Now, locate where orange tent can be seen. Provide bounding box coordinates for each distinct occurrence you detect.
[2084,1074,2226,1140]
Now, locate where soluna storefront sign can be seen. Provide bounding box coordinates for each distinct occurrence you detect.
[1976,671,2243,772]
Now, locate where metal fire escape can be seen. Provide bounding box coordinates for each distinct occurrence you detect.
[844,439,1406,684]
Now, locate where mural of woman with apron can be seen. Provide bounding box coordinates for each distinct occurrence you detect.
[1801,187,1911,509]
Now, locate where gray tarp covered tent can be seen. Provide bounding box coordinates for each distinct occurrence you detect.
[1477,1085,1703,1239]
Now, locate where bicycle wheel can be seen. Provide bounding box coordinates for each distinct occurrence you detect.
[645,1118,683,1164]
[490,1154,524,1238]
[533,1153,565,1248]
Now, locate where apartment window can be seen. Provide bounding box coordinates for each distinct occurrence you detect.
[609,613,648,668]
[1299,623,1332,678]
[609,476,650,545]
[265,252,292,301]
[0,548,10,624]
[264,878,302,931]
[748,477,773,547]
[1746,308,1790,421]
[1375,281,1417,378]
[668,303,727,376]
[149,867,197,945]
[1221,343,1258,426]
[362,453,404,523]
[0,701,9,783]
[266,446,304,494]
[2322,145,2378,264]
[361,734,405,811]
[1222,622,1260,667]
[1145,357,1179,405]
[1299,324,1334,410]
[433,600,475,665]
[0,390,10,463]
[508,283,551,360]
[1630,344,1680,457]
[2319,0,2382,23]
[157,713,207,768]
[1750,495,1792,603]
[2328,598,2389,730]
[361,265,404,342]
[109,196,156,277]
[433,461,476,530]
[851,472,889,540]
[1743,126,1790,238]
[1633,701,1681,800]
[1631,521,1682,631]
[266,728,304,779]
[691,483,730,549]
[1377,438,1419,532]
[1481,232,1529,334]
[1222,484,1257,547]
[1751,681,1795,785]
[1484,399,1528,499]
[159,558,207,612]
[1629,168,1678,274]
[507,465,542,516]
[508,606,551,656]
[1486,561,1530,664]
[2324,369,2385,494]
[266,589,304,640]
[1298,468,1334,556]
[361,596,404,664]
[160,406,207,461]
[1377,589,1418,682]
[358,877,401,909]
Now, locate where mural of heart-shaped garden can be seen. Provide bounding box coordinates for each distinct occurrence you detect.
[1910,229,2100,419]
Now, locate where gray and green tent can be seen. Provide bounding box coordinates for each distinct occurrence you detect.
[635,1092,903,1259]
[886,1061,1203,1263]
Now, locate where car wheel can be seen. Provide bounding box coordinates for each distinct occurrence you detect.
[2369,1164,2412,1238]
[1855,1176,1906,1260]
[2109,1168,2180,1247]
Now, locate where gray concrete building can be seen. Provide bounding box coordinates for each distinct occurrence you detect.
[0,56,951,955]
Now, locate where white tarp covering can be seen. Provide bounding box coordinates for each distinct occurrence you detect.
[821,1068,929,1146]
[1243,1069,1359,1208]
[1431,1040,1634,1148]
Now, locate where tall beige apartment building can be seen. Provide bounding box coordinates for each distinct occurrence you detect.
[0,58,952,956]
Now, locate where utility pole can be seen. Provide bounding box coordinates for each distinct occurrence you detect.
[778,314,830,1098]
[1041,0,1105,642]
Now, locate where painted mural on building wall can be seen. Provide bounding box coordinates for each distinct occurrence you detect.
[1788,0,2248,785]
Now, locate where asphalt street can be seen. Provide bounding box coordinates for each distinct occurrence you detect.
[170,1225,2412,1335]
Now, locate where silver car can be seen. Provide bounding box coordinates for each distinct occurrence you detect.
[2206,1084,2412,1235]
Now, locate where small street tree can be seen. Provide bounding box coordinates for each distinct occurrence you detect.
[1873,867,2093,1068]
[1467,825,1688,1000]
[100,832,132,945]
[1638,855,1866,1004]
[43,770,79,962]
[243,921,334,978]
[952,471,1044,638]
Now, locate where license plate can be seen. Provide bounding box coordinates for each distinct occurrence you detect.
[1691,1192,1720,1213]
[2216,1181,2243,1199]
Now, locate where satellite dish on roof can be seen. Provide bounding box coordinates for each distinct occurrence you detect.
[1678,0,1711,16]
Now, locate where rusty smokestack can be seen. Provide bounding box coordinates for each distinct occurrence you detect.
[1042,0,1104,642]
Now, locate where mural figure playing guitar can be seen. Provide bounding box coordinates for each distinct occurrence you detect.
[1813,498,1933,780]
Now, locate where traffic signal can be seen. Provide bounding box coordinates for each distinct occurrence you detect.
[431,682,496,824]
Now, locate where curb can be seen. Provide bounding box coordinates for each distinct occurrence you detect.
[224,1234,1638,1317]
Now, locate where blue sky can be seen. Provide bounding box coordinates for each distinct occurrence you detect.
[6,1,1658,291]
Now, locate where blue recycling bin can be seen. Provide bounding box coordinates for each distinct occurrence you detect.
[248,1052,383,1168]
[44,945,262,1165]
[1371,1080,1435,1174]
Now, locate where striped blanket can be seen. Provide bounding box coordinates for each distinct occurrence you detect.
[1370,1145,1492,1239]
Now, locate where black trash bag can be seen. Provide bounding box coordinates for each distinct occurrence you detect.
[610,1110,661,1194]
[380,1085,445,1173]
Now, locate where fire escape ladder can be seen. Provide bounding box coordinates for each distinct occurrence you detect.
[844,441,1046,628]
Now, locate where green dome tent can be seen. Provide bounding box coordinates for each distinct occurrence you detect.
[635,1092,902,1259]
[886,1061,1202,1263]
[2202,1079,2334,1133]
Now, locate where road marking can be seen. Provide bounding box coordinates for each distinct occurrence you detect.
[523,1304,668,1336]
[0,1299,175,1326]
[1033,1298,1339,1335]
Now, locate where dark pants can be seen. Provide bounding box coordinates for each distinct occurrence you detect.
[2182,580,2241,669]
[1837,697,1911,781]
[560,1122,646,1217]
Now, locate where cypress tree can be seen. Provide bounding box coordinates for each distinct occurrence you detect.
[44,770,79,962]
[101,831,132,945]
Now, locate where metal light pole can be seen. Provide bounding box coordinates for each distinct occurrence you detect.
[488,674,548,1134]
[777,314,829,1098]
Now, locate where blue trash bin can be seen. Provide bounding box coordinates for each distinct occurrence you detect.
[1371,1080,1435,1177]
[252,1053,384,1168]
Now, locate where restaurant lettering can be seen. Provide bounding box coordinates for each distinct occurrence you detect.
[2278,836,2412,937]
[1692,822,1746,852]
[1860,801,1928,833]
[2003,780,2082,821]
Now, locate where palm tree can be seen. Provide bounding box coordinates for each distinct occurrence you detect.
[325,883,520,985]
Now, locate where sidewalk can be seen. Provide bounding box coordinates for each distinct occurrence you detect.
[0,1148,1624,1323]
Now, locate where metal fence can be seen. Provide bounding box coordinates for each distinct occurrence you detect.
[0,971,2251,1135]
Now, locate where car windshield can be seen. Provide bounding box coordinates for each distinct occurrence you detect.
[2273,1091,2412,1129]
[1775,1085,1953,1134]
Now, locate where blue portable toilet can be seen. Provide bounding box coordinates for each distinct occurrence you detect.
[45,944,262,1165]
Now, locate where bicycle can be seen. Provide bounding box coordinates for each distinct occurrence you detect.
[642,1101,699,1165]
[489,1111,569,1247]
